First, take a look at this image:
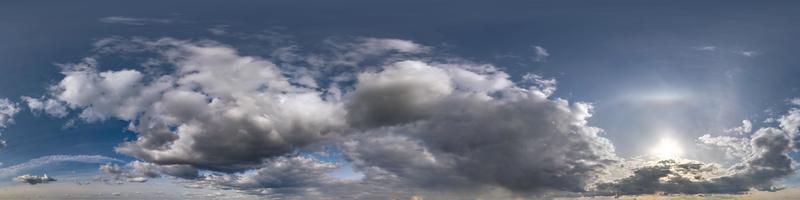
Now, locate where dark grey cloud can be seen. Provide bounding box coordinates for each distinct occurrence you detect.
[343,60,618,194]
[99,161,199,182]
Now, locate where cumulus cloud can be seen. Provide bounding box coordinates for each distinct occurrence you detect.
[15,174,56,185]
[0,98,19,129]
[99,16,173,25]
[99,161,199,182]
[21,96,68,117]
[29,37,619,197]
[41,39,348,172]
[198,156,336,190]
[343,60,617,194]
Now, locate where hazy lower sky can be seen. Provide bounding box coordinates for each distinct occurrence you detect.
[2,0,800,199]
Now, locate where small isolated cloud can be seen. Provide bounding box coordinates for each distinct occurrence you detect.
[692,46,718,51]
[207,25,229,35]
[98,16,173,25]
[15,174,56,185]
[532,45,550,62]
[738,51,759,57]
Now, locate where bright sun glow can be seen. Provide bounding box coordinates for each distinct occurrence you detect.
[650,137,684,160]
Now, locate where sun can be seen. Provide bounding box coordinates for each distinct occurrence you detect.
[650,137,684,160]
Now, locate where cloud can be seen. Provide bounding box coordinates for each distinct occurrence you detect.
[98,16,173,25]
[42,39,347,172]
[29,37,618,197]
[0,98,20,129]
[599,114,800,195]
[21,96,68,117]
[15,174,56,185]
[0,155,121,177]
[692,46,718,51]
[319,37,430,67]
[198,156,336,190]
[99,161,199,182]
[30,36,799,198]
[533,45,550,62]
[739,51,759,57]
[343,60,617,194]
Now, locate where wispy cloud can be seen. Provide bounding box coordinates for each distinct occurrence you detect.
[533,45,550,62]
[99,16,174,25]
[0,155,122,177]
[692,46,717,51]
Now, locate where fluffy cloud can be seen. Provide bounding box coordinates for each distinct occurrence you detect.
[0,98,19,129]
[343,60,618,194]
[43,39,347,172]
[15,174,56,185]
[198,156,336,190]
[100,161,199,182]
[32,37,619,197]
[21,96,68,117]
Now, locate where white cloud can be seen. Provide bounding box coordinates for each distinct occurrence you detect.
[723,120,753,135]
[533,45,550,62]
[739,51,759,57]
[692,46,718,51]
[21,96,68,117]
[0,98,20,128]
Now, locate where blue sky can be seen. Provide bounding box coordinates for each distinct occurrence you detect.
[2,0,800,199]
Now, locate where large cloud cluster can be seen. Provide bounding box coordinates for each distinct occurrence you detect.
[26,36,800,198]
[46,39,347,172]
[31,37,619,196]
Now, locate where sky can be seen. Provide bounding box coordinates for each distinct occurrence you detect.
[2,0,800,199]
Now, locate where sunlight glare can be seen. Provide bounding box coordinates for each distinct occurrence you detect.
[650,137,684,160]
